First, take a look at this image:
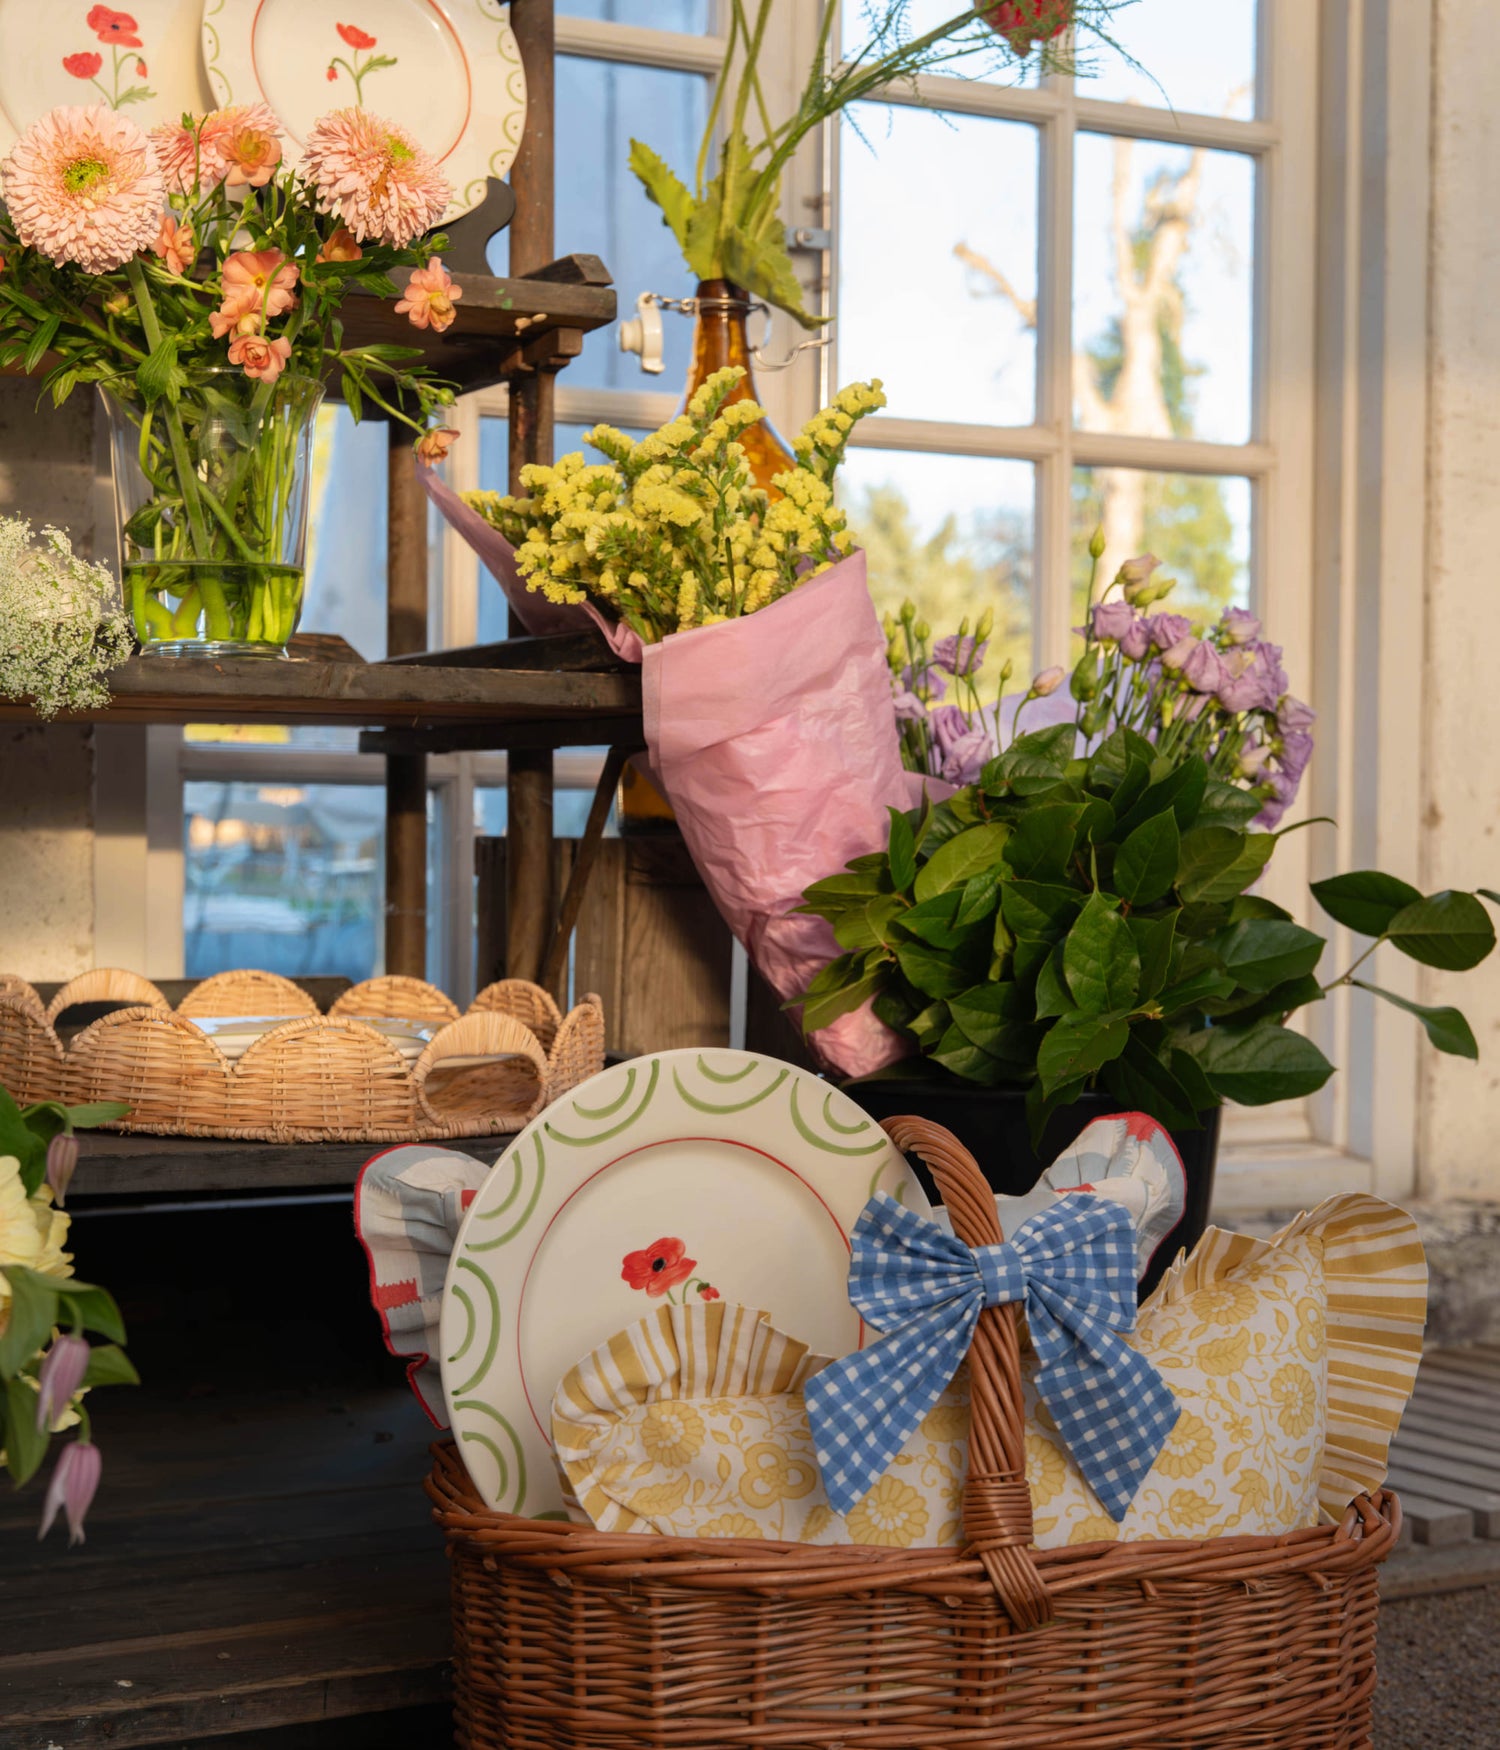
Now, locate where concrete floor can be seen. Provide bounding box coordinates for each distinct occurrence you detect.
[1376,1582,1500,1747]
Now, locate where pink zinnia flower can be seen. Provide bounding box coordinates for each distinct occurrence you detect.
[300,108,450,247]
[415,425,460,464]
[204,103,282,189]
[39,1439,101,1546]
[395,256,460,332]
[151,212,194,274]
[222,247,298,319]
[316,225,362,264]
[227,331,292,383]
[149,115,211,195]
[0,105,164,273]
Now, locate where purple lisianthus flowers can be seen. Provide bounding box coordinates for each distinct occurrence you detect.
[1278,694,1316,732]
[1147,612,1194,651]
[931,633,988,676]
[1119,618,1152,660]
[1090,600,1135,642]
[1221,607,1261,645]
[892,689,926,723]
[1181,640,1227,694]
[928,703,996,786]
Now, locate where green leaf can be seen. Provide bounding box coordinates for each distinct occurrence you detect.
[1177,827,1277,904]
[1000,879,1084,941]
[1178,1021,1335,1105]
[906,999,951,1048]
[799,865,886,919]
[136,334,186,404]
[1196,779,1265,829]
[1129,911,1178,999]
[1100,1040,1199,1131]
[1025,1075,1084,1150]
[1351,980,1479,1058]
[1033,946,1077,1021]
[1203,973,1324,1028]
[798,953,878,1034]
[914,822,1010,903]
[1230,894,1294,924]
[720,216,827,329]
[21,311,60,375]
[1089,727,1157,791]
[3,1377,49,1486]
[1156,966,1238,1015]
[930,1026,1005,1085]
[896,891,970,949]
[61,1102,131,1129]
[1063,892,1140,1014]
[1215,919,1326,991]
[0,1267,59,1376]
[1114,756,1207,840]
[51,1279,127,1344]
[895,940,977,1000]
[627,139,698,255]
[340,369,364,423]
[833,893,905,953]
[0,1085,45,1195]
[948,985,1038,1059]
[955,868,1002,928]
[1309,869,1424,937]
[887,805,917,892]
[1169,1046,1218,1114]
[1002,805,1082,884]
[1384,891,1497,971]
[1037,1011,1130,1095]
[1480,889,1500,909]
[986,723,1076,796]
[1114,811,1181,906]
[81,1343,140,1389]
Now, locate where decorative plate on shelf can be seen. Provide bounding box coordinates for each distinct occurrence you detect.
[439,1049,930,1516]
[201,0,526,220]
[0,0,214,155]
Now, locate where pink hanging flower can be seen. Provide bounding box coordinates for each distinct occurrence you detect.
[299,107,450,247]
[204,102,282,189]
[62,52,104,80]
[38,1439,101,1546]
[221,247,299,319]
[394,256,461,332]
[0,105,164,273]
[150,212,194,274]
[415,426,460,464]
[35,1335,90,1433]
[227,331,292,383]
[45,1134,78,1205]
[316,225,362,264]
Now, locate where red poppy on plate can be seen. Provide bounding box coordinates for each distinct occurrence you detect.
[62,51,104,78]
[620,1237,696,1297]
[337,22,378,49]
[87,5,144,47]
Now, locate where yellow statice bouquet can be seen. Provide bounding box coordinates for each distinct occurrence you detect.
[464,368,885,644]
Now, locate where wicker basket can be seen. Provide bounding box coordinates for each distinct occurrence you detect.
[426,1115,1398,1749]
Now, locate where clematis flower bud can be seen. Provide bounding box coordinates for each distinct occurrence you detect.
[46,1134,78,1205]
[1088,524,1107,559]
[38,1439,101,1547]
[36,1335,89,1432]
[1117,553,1161,602]
[1030,665,1064,698]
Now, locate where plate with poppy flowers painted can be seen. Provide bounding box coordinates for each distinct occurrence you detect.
[438,1049,930,1516]
[201,0,526,220]
[0,2,215,155]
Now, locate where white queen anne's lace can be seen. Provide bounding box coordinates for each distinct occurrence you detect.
[0,517,132,716]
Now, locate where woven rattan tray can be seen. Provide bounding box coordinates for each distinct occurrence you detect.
[0,968,604,1143]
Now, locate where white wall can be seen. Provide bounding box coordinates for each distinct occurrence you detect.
[1419,0,1500,1198]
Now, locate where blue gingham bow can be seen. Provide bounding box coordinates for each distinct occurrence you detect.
[805,1192,1180,1521]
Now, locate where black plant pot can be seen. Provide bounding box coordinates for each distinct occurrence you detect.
[844,1078,1222,1299]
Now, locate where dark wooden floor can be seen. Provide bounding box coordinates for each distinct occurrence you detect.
[0,1201,454,1749]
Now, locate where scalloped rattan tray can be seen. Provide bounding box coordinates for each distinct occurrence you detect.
[0,969,604,1144]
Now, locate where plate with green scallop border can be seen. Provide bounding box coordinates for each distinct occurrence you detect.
[439,1048,929,1516]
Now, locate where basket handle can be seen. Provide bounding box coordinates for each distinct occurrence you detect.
[881,1115,1054,1632]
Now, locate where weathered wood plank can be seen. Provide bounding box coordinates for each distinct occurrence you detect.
[1386,1469,1500,1538]
[360,713,646,756]
[1390,1491,1474,1547]
[382,632,625,672]
[1389,1425,1500,1476]
[1385,1443,1500,1496]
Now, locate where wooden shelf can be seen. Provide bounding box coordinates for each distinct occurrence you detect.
[69,1131,514,1201]
[0,645,641,742]
[339,257,616,399]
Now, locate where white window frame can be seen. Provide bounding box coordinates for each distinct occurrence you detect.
[127,1,1432,1207]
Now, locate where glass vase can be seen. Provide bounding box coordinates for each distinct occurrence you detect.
[100,370,325,659]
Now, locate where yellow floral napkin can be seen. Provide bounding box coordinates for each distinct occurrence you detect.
[551,1194,1425,1550]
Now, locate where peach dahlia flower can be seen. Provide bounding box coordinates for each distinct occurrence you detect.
[299,108,449,248]
[0,104,163,273]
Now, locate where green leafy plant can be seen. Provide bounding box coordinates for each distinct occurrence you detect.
[0,1087,137,1542]
[797,723,1496,1139]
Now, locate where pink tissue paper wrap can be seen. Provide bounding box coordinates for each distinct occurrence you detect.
[426,462,930,1077]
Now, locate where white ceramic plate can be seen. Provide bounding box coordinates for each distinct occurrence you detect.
[194,1013,436,1061]
[0,0,214,155]
[439,1049,929,1516]
[202,0,526,220]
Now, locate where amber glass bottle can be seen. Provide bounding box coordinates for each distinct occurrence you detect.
[619,280,797,832]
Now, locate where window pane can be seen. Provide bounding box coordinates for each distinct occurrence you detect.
[1082,0,1257,119]
[559,0,711,24]
[184,781,387,981]
[489,59,709,392]
[838,448,1035,689]
[1073,134,1254,446]
[839,104,1038,426]
[1071,467,1251,628]
[302,404,390,660]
